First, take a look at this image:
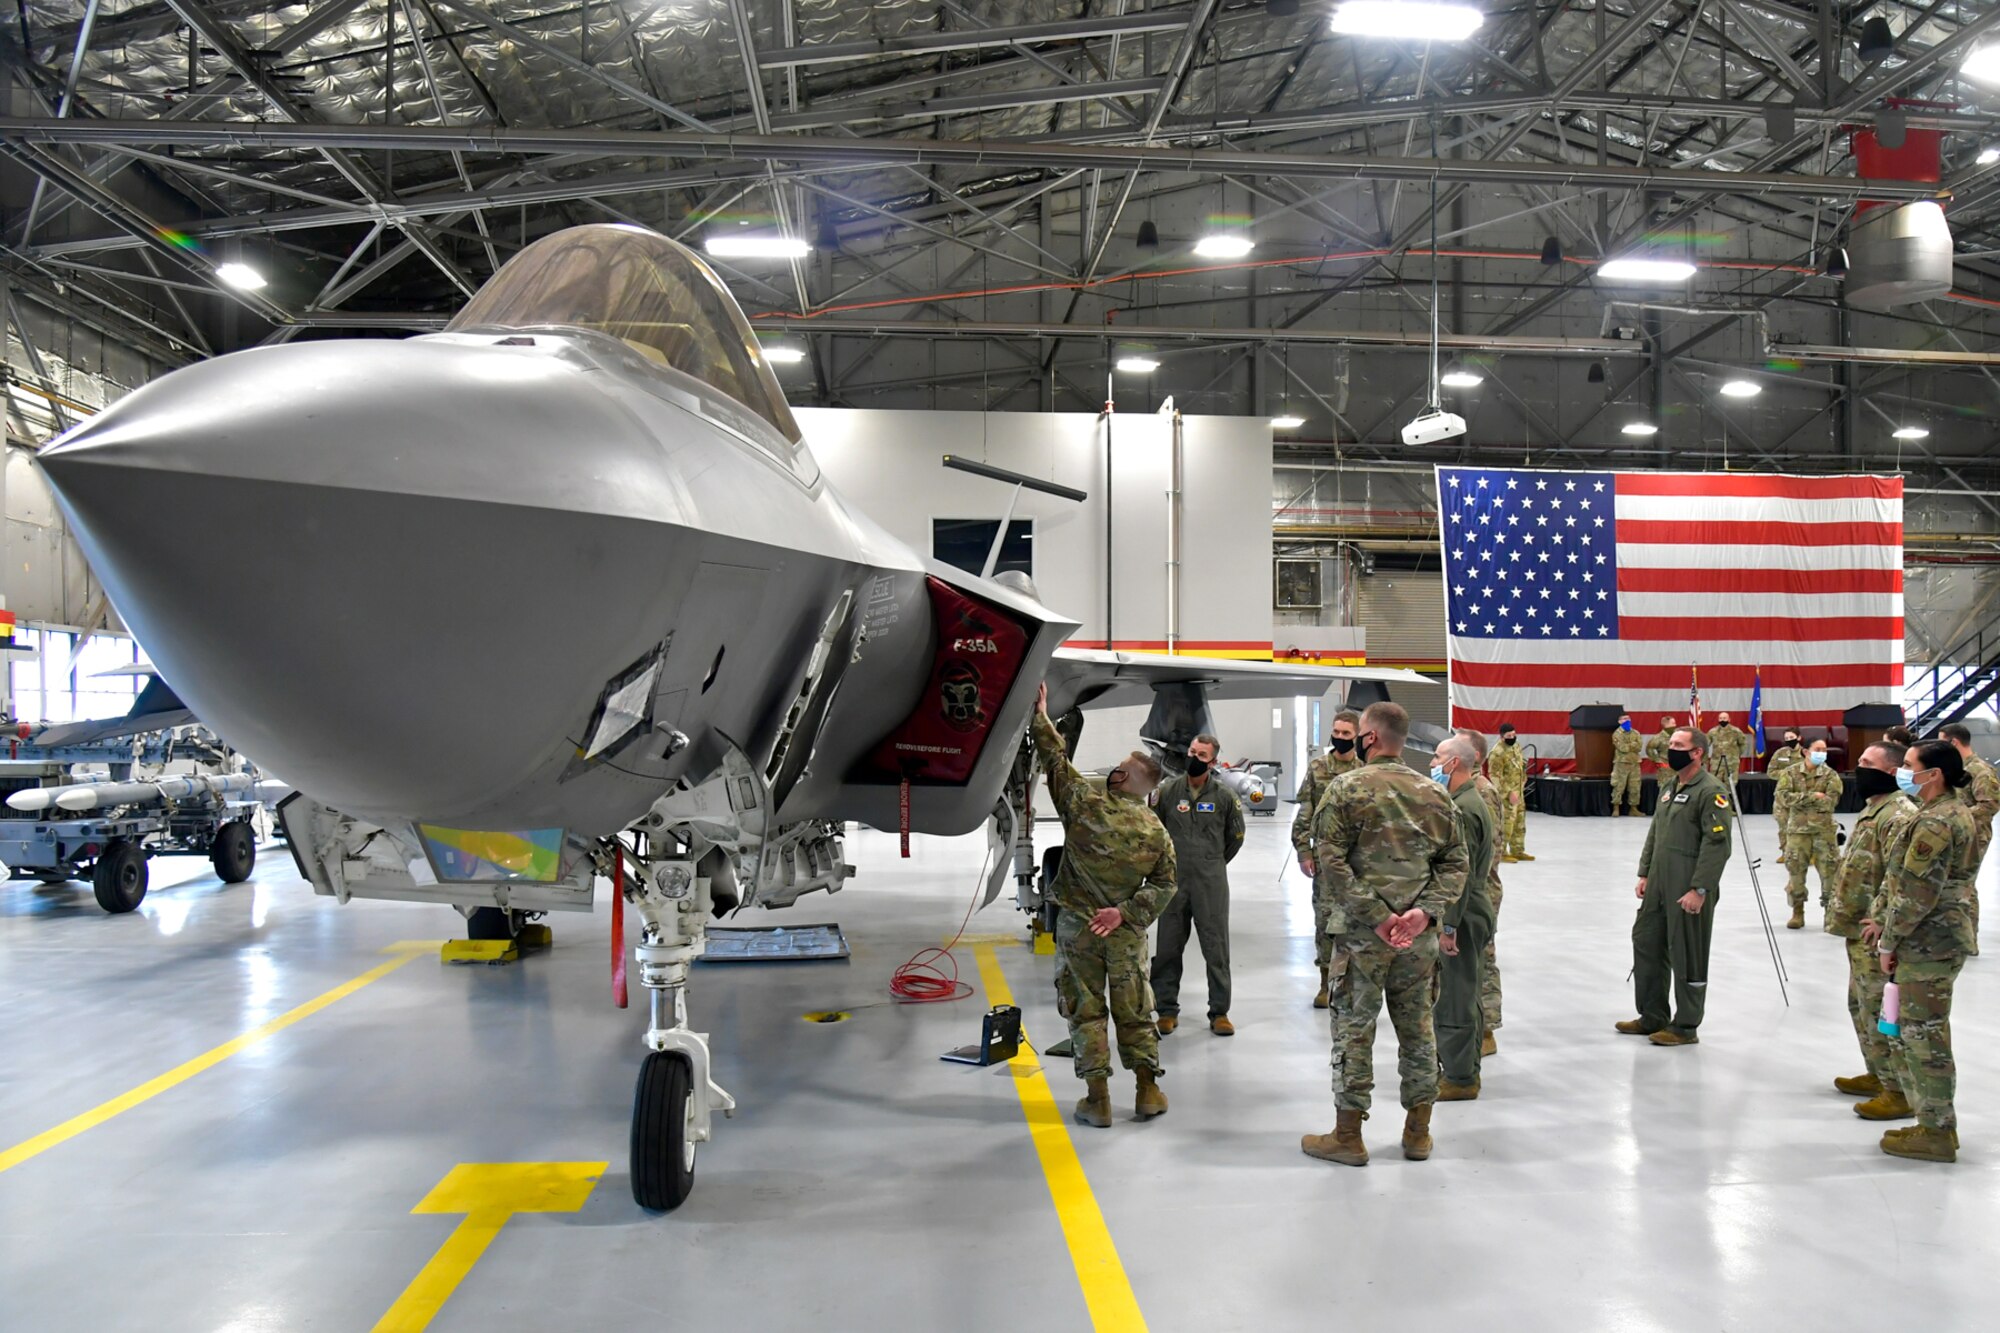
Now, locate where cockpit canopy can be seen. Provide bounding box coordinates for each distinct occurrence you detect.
[446,224,803,446]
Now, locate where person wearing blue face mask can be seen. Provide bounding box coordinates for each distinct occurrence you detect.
[1434,735,1497,1100]
[1777,738,1843,930]
[1610,713,1644,816]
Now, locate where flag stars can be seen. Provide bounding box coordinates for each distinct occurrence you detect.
[1594,480,1606,492]
[1448,475,1461,488]
[1565,480,1577,491]
[1538,551,1552,563]
[1536,479,1548,490]
[1598,625,1611,635]
[1506,478,1518,489]
[1477,477,1489,489]
[1485,623,1496,633]
[1594,517,1606,528]
[1567,552,1580,564]
[1457,621,1468,632]
[1597,589,1609,600]
[1571,626,1583,636]
[1566,516,1578,527]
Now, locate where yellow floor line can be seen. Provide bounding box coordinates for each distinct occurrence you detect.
[373,1162,605,1333]
[973,943,1148,1333]
[0,941,437,1176]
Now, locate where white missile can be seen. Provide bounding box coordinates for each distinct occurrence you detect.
[7,772,256,813]
[1210,766,1270,807]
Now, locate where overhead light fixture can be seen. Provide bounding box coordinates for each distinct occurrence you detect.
[1621,421,1660,437]
[1440,369,1484,388]
[1587,362,1606,385]
[762,345,807,364]
[215,262,266,290]
[1857,16,1896,64]
[1115,356,1160,374]
[1596,256,1697,283]
[1718,378,1762,399]
[1540,236,1562,266]
[1194,235,1255,259]
[1893,425,1930,439]
[705,235,811,259]
[1825,244,1849,278]
[1270,414,1306,430]
[1963,44,2000,84]
[1330,1,1484,41]
[1980,147,2000,166]
[1136,219,1161,249]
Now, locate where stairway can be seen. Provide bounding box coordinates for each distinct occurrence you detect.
[1906,616,2000,736]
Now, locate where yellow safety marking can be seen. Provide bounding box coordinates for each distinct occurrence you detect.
[0,941,435,1177]
[372,1162,605,1333]
[973,943,1147,1333]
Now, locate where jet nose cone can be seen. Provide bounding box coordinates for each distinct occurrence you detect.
[43,338,686,826]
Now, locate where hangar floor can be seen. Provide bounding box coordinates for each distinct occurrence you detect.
[1,808,1994,1331]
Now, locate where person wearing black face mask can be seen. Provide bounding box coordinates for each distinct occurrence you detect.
[1768,731,1807,863]
[1827,744,1917,1117]
[1488,723,1530,862]
[1293,709,1362,1008]
[1150,733,1246,1037]
[1617,728,1735,1046]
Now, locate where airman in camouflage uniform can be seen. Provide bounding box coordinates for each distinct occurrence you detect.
[1644,716,1678,768]
[1030,690,1178,1129]
[1777,739,1842,930]
[1455,727,1505,1047]
[1824,745,1915,1115]
[1938,723,1996,954]
[1292,709,1361,1008]
[1871,740,1979,1163]
[1487,721,1531,861]
[1767,730,1805,863]
[1610,712,1644,816]
[1705,714,1748,782]
[1301,702,1468,1168]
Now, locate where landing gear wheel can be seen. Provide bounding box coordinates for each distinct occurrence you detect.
[467,906,528,940]
[211,821,256,884]
[631,1051,696,1211]
[92,840,148,913]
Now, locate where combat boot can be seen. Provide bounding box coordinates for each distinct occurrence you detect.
[1855,1090,1915,1121]
[1301,1109,1368,1166]
[1834,1073,1882,1097]
[1313,966,1330,1010]
[1134,1069,1167,1120]
[1481,1031,1497,1057]
[1074,1078,1112,1128]
[1402,1104,1435,1160]
[1156,1015,1178,1037]
[1514,852,1536,862]
[1615,1018,1659,1035]
[1436,1078,1480,1102]
[1787,905,1804,930]
[1881,1126,1957,1162]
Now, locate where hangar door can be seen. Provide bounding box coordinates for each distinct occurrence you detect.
[1352,567,1448,730]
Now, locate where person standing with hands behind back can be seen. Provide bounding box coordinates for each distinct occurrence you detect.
[1293,709,1362,1009]
[1617,728,1734,1047]
[1435,735,1497,1100]
[1488,722,1531,862]
[1029,684,1178,1130]
[1301,703,1467,1167]
[1610,713,1644,816]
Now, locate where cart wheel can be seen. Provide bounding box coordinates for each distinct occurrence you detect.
[92,840,148,914]
[631,1051,696,1211]
[467,906,527,940]
[211,821,256,884]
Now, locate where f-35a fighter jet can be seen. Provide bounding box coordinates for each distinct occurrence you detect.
[39,224,1425,1209]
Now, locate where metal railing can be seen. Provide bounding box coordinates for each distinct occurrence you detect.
[1906,613,2000,733]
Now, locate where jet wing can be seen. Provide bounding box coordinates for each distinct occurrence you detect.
[1044,647,1434,716]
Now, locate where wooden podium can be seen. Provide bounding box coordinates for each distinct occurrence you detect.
[1569,704,1626,778]
[1844,703,1906,773]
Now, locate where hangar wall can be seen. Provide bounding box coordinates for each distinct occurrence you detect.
[801,407,1322,773]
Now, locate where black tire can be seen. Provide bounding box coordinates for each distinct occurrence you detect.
[630,1051,696,1211]
[211,821,256,884]
[1039,844,1064,934]
[466,906,526,940]
[91,840,148,914]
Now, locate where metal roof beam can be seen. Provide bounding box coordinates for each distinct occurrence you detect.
[756,12,1193,69]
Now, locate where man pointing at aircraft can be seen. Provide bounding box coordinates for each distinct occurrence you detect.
[1033,685,1179,1129]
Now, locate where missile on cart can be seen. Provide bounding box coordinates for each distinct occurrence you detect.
[1210,766,1270,808]
[6,772,257,813]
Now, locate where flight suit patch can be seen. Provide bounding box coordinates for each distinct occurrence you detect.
[1713,794,1729,809]
[1196,802,1216,813]
[1673,793,1689,804]
[1176,801,1191,814]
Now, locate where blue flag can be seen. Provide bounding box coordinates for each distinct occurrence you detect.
[1748,667,1766,757]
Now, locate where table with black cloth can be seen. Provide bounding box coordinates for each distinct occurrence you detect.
[1526,774,1863,817]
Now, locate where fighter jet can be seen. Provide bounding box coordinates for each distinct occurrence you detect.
[38,224,1428,1209]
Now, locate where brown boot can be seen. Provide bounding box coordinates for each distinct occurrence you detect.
[1481,1031,1498,1057]
[1883,1124,1959,1148]
[1210,1015,1235,1037]
[1881,1125,1957,1162]
[1156,1015,1178,1037]
[1302,1109,1368,1166]
[1786,905,1804,930]
[1834,1073,1882,1097]
[1402,1104,1435,1160]
[1615,1018,1659,1035]
[1436,1078,1480,1102]
[1514,852,1536,862]
[1074,1078,1112,1128]
[1313,966,1330,1010]
[1648,1028,1698,1046]
[1855,1090,1915,1121]
[1134,1069,1167,1120]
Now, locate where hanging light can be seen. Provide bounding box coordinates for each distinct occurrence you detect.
[1137,219,1161,249]
[1967,45,2000,85]
[1893,425,1930,440]
[1718,379,1762,399]
[1825,245,1849,277]
[1596,256,1697,282]
[1979,146,2000,166]
[216,262,267,290]
[1194,234,1255,258]
[1270,414,1306,429]
[762,345,807,365]
[706,234,811,259]
[1331,1,1484,41]
[1587,362,1606,384]
[1540,236,1562,265]
[1115,355,1160,374]
[1857,17,1895,63]
[1440,367,1484,388]
[1621,421,1660,437]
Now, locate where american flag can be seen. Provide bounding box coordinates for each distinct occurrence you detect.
[1438,467,1904,764]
